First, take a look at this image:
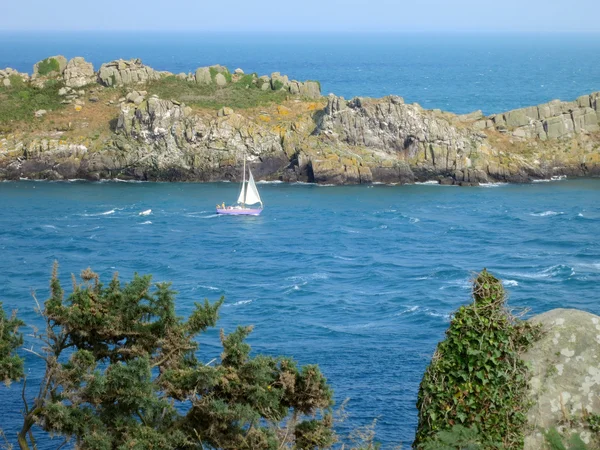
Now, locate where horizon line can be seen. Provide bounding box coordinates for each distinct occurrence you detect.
[2,29,600,34]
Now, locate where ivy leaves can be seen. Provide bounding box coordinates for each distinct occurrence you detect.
[415,269,542,449]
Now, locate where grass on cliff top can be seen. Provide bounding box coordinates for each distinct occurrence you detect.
[144,75,289,110]
[0,77,65,131]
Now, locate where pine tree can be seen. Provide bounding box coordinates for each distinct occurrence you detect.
[7,263,335,450]
[0,301,24,384]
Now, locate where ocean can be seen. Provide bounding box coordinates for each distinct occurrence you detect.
[0,179,599,447]
[1,32,600,114]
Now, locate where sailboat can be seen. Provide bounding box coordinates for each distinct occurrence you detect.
[216,158,263,215]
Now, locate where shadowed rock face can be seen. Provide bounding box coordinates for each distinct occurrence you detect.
[112,95,290,181]
[522,309,600,450]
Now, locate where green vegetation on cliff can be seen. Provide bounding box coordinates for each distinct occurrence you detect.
[0,78,64,129]
[145,75,289,110]
[415,270,542,449]
[1,264,335,450]
[36,57,61,76]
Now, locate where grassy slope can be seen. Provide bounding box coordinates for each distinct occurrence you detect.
[144,75,290,110]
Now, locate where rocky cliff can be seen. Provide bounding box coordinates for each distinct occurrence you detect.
[1,54,599,184]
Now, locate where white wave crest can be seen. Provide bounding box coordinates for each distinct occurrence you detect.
[257,180,283,184]
[502,280,519,287]
[479,182,507,188]
[530,211,563,217]
[231,299,254,306]
[395,305,450,321]
[197,284,220,291]
[333,255,356,261]
[139,209,152,216]
[415,180,439,185]
[140,220,152,225]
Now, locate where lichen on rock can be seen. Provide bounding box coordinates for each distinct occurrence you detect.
[522,308,600,449]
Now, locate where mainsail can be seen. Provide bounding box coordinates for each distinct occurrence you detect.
[236,161,263,207]
[244,169,262,206]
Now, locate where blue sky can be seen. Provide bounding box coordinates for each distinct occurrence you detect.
[2,0,599,32]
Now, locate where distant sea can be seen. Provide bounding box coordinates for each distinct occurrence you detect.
[1,179,600,447]
[1,32,600,115]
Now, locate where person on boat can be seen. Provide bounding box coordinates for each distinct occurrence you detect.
[221,202,225,209]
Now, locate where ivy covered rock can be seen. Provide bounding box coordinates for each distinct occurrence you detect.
[415,269,542,449]
[522,308,600,449]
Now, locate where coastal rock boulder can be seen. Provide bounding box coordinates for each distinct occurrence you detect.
[63,57,96,88]
[33,55,67,77]
[0,68,30,86]
[195,67,211,85]
[194,65,230,85]
[98,58,161,87]
[522,309,600,449]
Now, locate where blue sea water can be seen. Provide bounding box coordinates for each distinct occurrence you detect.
[0,179,599,447]
[1,32,600,114]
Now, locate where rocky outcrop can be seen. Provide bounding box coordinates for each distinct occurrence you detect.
[0,68,29,86]
[476,93,600,140]
[522,309,600,449]
[194,65,230,85]
[98,59,163,87]
[63,57,95,88]
[112,95,290,181]
[317,94,494,182]
[33,55,67,77]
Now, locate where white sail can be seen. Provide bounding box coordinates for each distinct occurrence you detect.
[244,169,262,206]
[236,184,246,204]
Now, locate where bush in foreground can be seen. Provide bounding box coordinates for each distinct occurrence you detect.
[415,269,542,449]
[1,264,335,450]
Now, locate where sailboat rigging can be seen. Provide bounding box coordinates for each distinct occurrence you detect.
[216,158,264,216]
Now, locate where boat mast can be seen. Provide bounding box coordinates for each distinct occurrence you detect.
[242,157,246,207]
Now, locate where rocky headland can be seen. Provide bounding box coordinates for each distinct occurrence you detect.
[1,55,599,184]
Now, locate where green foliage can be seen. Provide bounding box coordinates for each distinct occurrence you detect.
[13,263,335,450]
[209,66,232,83]
[36,58,61,76]
[0,302,24,384]
[421,425,502,450]
[0,78,65,127]
[588,414,600,433]
[415,270,542,449]
[145,75,288,110]
[272,80,285,91]
[544,427,590,450]
[237,73,258,88]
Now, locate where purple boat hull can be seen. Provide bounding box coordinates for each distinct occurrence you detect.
[216,208,263,216]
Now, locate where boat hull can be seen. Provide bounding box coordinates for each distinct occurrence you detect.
[216,208,263,216]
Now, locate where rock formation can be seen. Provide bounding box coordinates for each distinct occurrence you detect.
[522,309,600,449]
[1,54,599,184]
[33,55,67,77]
[113,95,288,181]
[98,58,162,87]
[475,93,600,140]
[0,68,29,86]
[63,57,95,88]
